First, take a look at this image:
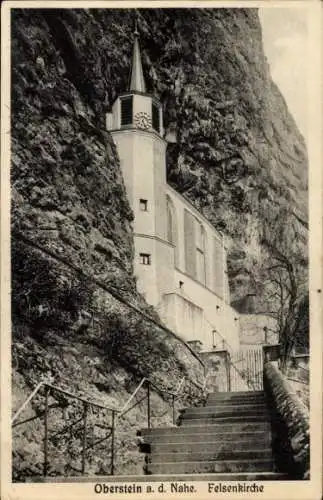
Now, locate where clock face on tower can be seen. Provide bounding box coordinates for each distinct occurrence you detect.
[134,112,152,130]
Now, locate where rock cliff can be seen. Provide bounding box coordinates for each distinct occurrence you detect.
[135,8,308,306]
[11,8,307,479]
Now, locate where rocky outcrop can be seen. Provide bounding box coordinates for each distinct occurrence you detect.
[139,8,308,306]
[12,7,308,310]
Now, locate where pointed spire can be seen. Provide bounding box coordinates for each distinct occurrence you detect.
[129,20,146,93]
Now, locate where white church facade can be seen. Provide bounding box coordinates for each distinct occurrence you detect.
[106,28,241,353]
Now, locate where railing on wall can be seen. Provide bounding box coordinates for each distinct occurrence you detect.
[12,374,206,479]
[12,381,117,477]
[209,327,261,392]
[286,364,309,385]
[230,346,264,391]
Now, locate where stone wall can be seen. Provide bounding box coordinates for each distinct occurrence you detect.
[286,356,309,408]
[239,314,278,345]
[201,350,230,392]
[263,362,309,479]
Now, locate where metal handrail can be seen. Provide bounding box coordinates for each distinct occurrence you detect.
[13,231,206,371]
[12,371,206,479]
[205,316,231,349]
[118,377,147,416]
[12,381,119,425]
[118,374,204,423]
[287,377,309,386]
[174,376,185,395]
[150,377,186,398]
[228,358,257,391]
[12,381,44,424]
[44,382,118,412]
[12,380,117,477]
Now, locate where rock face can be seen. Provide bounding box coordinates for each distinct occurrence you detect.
[12,7,308,309]
[135,8,308,306]
[10,8,307,479]
[11,8,207,479]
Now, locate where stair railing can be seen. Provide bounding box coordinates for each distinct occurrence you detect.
[13,373,206,479]
[118,374,205,429]
[118,377,148,417]
[208,330,261,392]
[228,358,257,391]
[12,380,118,477]
[12,381,44,424]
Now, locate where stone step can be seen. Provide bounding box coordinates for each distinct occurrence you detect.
[180,405,268,417]
[205,400,267,408]
[206,394,266,404]
[146,459,275,474]
[141,430,271,445]
[180,411,269,421]
[180,415,271,425]
[206,397,267,406]
[208,391,265,397]
[141,422,271,435]
[207,395,265,402]
[148,438,272,453]
[27,472,290,482]
[149,449,273,463]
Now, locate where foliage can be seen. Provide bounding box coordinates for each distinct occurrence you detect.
[92,312,188,382]
[11,238,95,334]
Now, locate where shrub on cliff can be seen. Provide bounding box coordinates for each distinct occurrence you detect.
[92,312,187,383]
[11,238,94,335]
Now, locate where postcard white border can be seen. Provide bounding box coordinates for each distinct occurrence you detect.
[1,1,322,499]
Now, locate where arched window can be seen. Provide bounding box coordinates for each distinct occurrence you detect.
[184,209,208,286]
[196,223,206,286]
[213,236,225,298]
[166,196,178,266]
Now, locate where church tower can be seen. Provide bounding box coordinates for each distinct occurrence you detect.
[106,25,175,306]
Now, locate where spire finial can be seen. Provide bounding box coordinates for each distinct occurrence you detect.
[129,19,146,93]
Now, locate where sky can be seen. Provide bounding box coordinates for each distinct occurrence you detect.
[259,8,308,140]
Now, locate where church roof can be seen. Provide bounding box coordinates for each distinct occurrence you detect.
[129,24,147,93]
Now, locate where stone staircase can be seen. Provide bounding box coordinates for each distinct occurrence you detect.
[140,390,288,480]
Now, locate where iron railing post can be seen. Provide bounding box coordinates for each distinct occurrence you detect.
[81,402,88,475]
[226,352,231,392]
[110,410,115,476]
[43,386,50,477]
[172,395,175,425]
[147,380,151,429]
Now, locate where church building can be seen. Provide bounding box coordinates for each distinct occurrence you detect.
[106,27,241,353]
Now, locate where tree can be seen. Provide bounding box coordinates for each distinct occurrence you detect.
[258,207,308,372]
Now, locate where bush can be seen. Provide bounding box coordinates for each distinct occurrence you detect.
[99,313,185,381]
[11,238,94,334]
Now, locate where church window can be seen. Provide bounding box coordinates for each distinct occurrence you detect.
[167,196,179,266]
[121,96,133,126]
[196,223,206,286]
[167,205,174,243]
[184,209,197,279]
[213,236,224,298]
[139,199,148,211]
[184,210,208,286]
[152,102,160,133]
[139,253,151,265]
